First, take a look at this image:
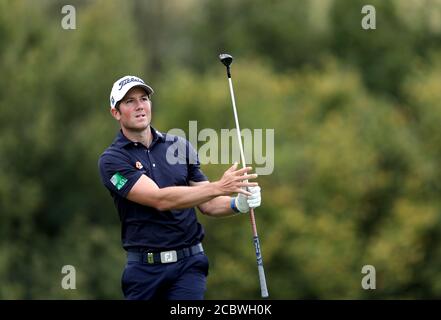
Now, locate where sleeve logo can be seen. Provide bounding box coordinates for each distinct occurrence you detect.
[110,172,128,190]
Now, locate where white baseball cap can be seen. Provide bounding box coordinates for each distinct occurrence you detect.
[109,75,154,108]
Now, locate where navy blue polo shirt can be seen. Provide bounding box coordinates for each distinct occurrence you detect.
[98,127,208,251]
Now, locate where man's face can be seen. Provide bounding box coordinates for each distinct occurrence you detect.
[111,86,151,131]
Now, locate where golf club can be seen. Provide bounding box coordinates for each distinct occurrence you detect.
[219,53,269,299]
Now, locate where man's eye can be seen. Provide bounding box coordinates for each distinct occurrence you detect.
[142,97,149,101]
[125,99,133,104]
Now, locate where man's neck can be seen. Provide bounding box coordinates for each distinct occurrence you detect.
[121,126,153,148]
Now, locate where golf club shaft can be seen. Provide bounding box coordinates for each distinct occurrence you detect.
[226,76,269,299]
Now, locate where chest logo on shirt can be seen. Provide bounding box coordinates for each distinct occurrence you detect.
[135,161,143,170]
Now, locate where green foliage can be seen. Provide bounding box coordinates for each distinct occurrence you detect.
[2,0,441,299]
[0,0,143,298]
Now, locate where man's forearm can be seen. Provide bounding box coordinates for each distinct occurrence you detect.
[198,196,237,217]
[153,182,223,211]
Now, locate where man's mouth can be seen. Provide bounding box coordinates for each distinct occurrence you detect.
[135,114,146,119]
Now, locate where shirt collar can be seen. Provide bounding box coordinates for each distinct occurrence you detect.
[113,126,165,149]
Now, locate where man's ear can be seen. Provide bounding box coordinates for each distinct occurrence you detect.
[110,107,121,120]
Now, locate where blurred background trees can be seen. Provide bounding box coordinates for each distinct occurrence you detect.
[2,0,441,299]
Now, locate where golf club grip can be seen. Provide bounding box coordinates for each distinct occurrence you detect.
[253,235,269,298]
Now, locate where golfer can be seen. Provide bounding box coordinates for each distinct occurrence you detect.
[98,75,262,300]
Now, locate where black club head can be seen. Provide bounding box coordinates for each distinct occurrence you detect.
[219,53,233,67]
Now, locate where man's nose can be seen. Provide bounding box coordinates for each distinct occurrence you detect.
[135,100,144,109]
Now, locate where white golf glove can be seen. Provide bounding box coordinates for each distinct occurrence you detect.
[235,186,261,213]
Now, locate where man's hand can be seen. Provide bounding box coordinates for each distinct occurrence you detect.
[235,186,262,213]
[214,162,258,196]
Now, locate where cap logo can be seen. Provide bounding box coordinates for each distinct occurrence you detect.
[118,77,145,90]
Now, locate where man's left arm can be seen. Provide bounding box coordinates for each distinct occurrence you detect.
[190,181,261,217]
[185,139,261,217]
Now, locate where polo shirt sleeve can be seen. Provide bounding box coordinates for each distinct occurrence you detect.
[98,151,143,198]
[187,140,208,183]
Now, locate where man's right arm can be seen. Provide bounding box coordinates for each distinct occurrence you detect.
[127,163,257,211]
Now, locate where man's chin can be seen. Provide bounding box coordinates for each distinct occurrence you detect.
[125,123,150,132]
